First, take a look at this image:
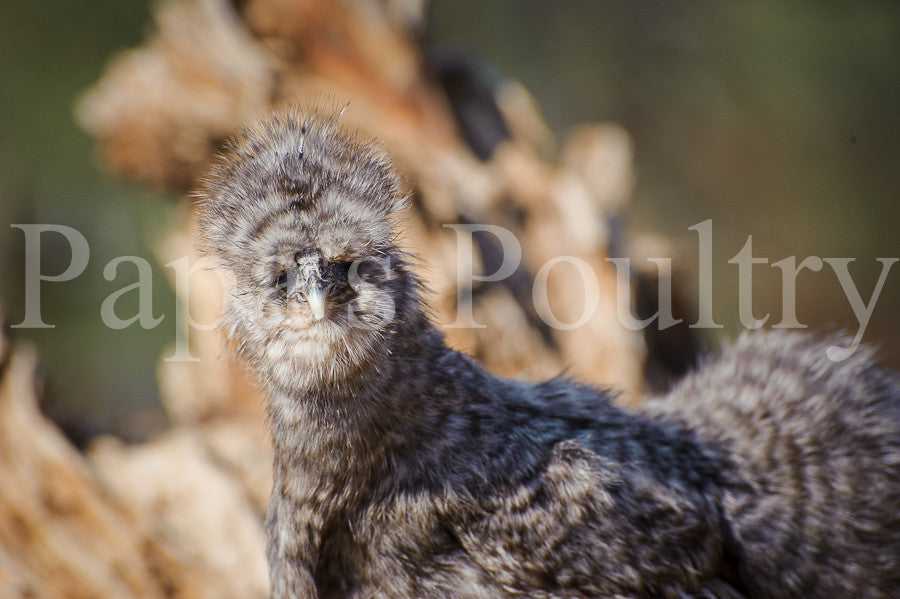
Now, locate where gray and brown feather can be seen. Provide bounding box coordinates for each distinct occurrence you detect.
[196,108,900,599]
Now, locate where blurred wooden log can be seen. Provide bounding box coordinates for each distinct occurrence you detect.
[88,429,269,599]
[0,337,272,598]
[0,343,173,599]
[76,0,277,190]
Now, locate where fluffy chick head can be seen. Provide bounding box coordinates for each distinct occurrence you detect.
[196,109,411,390]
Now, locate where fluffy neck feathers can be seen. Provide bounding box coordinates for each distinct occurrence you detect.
[257,279,452,466]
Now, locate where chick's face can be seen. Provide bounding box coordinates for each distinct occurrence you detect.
[240,211,395,329]
[218,196,403,389]
[198,111,408,386]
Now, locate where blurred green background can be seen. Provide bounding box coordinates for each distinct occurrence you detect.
[1,0,898,440]
[0,0,176,441]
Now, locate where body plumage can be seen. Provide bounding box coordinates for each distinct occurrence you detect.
[197,110,900,598]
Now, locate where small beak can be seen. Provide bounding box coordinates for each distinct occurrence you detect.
[287,254,329,321]
[303,286,326,320]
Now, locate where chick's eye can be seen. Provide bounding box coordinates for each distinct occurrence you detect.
[274,271,288,290]
[330,260,352,281]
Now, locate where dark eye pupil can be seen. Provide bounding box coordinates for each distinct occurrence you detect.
[331,261,351,279]
[274,272,288,289]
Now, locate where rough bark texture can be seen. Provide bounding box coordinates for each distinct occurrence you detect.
[0,337,269,599]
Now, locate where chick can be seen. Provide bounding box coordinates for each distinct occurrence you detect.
[197,109,900,599]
